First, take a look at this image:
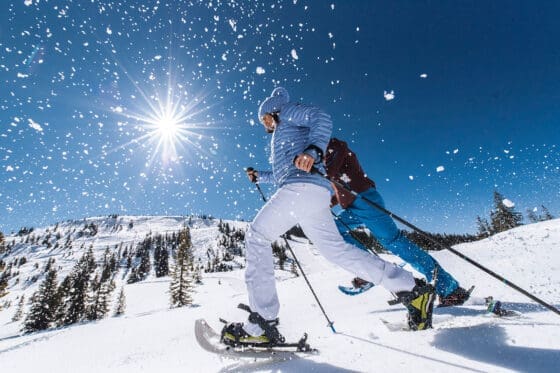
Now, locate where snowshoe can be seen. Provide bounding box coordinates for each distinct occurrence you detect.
[338,282,374,296]
[195,319,316,359]
[485,296,519,317]
[395,278,436,331]
[438,285,475,307]
[220,304,285,347]
[221,322,275,346]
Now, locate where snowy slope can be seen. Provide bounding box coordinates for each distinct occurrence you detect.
[1,217,560,372]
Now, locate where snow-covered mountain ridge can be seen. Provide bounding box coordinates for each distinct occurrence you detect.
[1,217,560,372]
[1,215,248,294]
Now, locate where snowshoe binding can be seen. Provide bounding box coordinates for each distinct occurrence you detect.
[221,304,285,347]
[219,304,314,352]
[395,278,436,331]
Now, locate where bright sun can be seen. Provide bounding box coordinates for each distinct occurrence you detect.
[156,115,180,138]
[109,80,210,166]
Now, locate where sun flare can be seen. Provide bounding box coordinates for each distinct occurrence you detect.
[107,75,215,168]
[156,115,180,138]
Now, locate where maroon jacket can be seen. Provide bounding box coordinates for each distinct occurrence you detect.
[325,138,375,209]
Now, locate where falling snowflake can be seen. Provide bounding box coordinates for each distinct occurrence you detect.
[256,66,265,75]
[291,49,299,60]
[436,166,445,172]
[384,90,395,101]
[28,118,43,132]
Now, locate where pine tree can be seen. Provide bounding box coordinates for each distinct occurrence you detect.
[154,244,169,277]
[86,275,114,321]
[12,295,25,322]
[100,248,114,283]
[541,205,554,221]
[23,268,59,333]
[127,238,152,283]
[137,241,151,280]
[476,215,492,237]
[114,287,126,316]
[490,190,523,233]
[63,250,95,325]
[53,275,72,326]
[86,275,100,320]
[0,272,8,304]
[169,228,194,308]
[527,208,539,224]
[0,231,5,255]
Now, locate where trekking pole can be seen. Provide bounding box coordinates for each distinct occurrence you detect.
[315,168,560,316]
[281,233,337,333]
[331,212,381,258]
[246,167,267,202]
[248,180,337,332]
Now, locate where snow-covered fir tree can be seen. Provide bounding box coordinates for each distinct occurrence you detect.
[86,274,115,321]
[61,248,96,325]
[528,205,555,223]
[99,247,117,283]
[0,272,8,306]
[169,227,194,308]
[127,237,152,283]
[0,231,5,255]
[23,268,59,333]
[113,287,126,316]
[11,295,25,322]
[490,190,523,233]
[137,238,152,279]
[476,215,492,237]
[154,243,169,277]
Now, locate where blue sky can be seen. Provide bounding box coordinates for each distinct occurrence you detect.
[1,0,559,234]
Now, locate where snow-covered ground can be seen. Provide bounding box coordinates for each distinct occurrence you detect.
[1,217,559,372]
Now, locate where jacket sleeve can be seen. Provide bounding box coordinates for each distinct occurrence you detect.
[256,170,275,184]
[297,106,333,163]
[325,139,348,179]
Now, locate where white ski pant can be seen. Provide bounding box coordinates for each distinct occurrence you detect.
[243,183,415,335]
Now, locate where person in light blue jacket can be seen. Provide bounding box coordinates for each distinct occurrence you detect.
[221,87,437,347]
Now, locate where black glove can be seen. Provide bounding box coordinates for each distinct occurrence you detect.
[246,167,258,183]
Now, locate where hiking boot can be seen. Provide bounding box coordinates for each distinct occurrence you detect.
[438,286,471,307]
[221,322,270,346]
[221,318,283,346]
[351,277,372,289]
[396,278,436,331]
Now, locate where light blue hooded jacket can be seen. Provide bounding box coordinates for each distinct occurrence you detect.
[256,87,333,192]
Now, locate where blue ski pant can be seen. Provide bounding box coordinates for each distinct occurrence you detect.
[333,187,459,297]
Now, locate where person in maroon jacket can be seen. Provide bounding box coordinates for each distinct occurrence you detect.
[326,137,470,306]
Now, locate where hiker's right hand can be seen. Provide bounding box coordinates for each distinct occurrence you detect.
[246,167,258,183]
